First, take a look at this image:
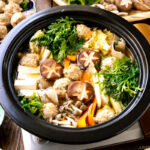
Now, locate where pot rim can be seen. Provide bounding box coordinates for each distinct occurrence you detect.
[0,6,150,144]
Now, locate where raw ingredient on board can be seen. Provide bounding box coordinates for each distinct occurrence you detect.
[0,0,34,40]
[63,0,150,17]
[115,0,133,11]
[14,17,142,128]
[0,1,6,12]
[11,12,26,26]
[4,2,22,14]
[133,0,150,11]
[0,25,7,39]
[65,0,101,5]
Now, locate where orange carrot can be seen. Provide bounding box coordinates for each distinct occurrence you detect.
[77,109,88,127]
[84,31,93,40]
[87,97,97,126]
[64,58,70,69]
[67,55,77,61]
[77,97,97,127]
[81,71,91,82]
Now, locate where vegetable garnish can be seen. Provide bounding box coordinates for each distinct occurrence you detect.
[77,109,88,127]
[87,97,97,126]
[31,17,85,62]
[64,58,70,69]
[77,97,97,127]
[65,0,101,5]
[97,57,142,106]
[21,0,28,10]
[18,93,43,118]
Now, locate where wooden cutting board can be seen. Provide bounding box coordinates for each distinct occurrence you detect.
[53,0,150,22]
[134,23,150,140]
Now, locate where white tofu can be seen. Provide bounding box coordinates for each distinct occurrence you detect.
[14,79,38,91]
[17,72,40,80]
[17,65,40,74]
[19,90,43,97]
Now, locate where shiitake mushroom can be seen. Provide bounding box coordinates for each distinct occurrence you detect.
[133,0,150,11]
[115,0,133,11]
[40,59,63,81]
[78,50,101,68]
[67,81,94,103]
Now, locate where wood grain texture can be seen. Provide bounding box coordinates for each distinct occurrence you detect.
[0,115,24,150]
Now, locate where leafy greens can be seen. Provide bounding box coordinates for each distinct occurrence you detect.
[97,57,142,106]
[65,0,101,5]
[19,93,43,118]
[31,17,85,62]
[21,0,28,10]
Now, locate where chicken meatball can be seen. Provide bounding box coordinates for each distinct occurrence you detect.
[95,105,115,124]
[11,12,26,27]
[4,2,22,14]
[8,0,23,4]
[42,103,58,119]
[0,13,11,25]
[78,50,101,68]
[53,78,71,99]
[20,53,40,67]
[0,25,7,39]
[63,64,83,81]
[0,1,6,12]
[76,24,92,40]
[40,59,63,81]
[67,81,94,103]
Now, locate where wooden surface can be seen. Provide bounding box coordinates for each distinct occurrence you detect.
[0,0,150,150]
[0,115,24,150]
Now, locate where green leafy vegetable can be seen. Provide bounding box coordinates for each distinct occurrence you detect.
[18,93,43,118]
[65,0,101,5]
[21,0,28,10]
[31,17,85,62]
[97,57,142,106]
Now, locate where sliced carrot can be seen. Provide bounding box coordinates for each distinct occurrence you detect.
[81,70,92,82]
[84,31,93,39]
[87,97,97,126]
[77,109,88,127]
[64,58,70,69]
[67,55,77,61]
[77,97,97,127]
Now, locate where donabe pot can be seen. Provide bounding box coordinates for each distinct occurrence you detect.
[0,6,150,144]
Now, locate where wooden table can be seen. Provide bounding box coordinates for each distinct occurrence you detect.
[0,0,150,149]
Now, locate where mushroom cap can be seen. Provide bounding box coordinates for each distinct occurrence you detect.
[40,59,63,81]
[67,81,94,103]
[78,50,101,68]
[133,0,150,11]
[115,0,133,11]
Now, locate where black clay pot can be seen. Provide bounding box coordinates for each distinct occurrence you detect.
[0,6,150,144]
